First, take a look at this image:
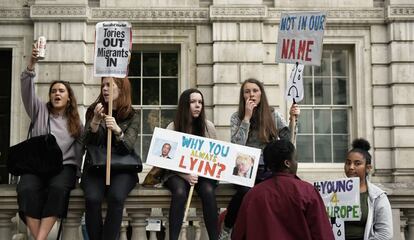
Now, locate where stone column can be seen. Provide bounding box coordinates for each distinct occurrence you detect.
[406,209,414,240]
[385,2,414,183]
[129,209,151,240]
[61,211,83,240]
[0,212,15,240]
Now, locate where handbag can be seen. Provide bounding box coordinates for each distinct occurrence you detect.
[142,167,165,187]
[87,145,142,172]
[7,116,63,177]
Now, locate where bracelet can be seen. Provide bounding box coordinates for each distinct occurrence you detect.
[26,66,35,72]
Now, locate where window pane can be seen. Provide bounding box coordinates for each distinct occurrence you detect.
[142,136,152,162]
[135,136,142,160]
[143,53,159,76]
[333,109,348,133]
[143,78,159,105]
[333,78,348,105]
[129,52,141,76]
[314,52,330,76]
[333,135,348,163]
[314,78,331,105]
[297,136,313,162]
[161,53,178,76]
[315,135,331,163]
[143,109,159,134]
[314,109,331,134]
[130,77,141,105]
[302,77,313,105]
[161,109,176,128]
[303,65,312,77]
[298,109,312,134]
[161,78,178,105]
[332,50,347,76]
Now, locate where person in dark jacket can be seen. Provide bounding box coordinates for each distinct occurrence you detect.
[232,140,334,240]
[81,76,139,240]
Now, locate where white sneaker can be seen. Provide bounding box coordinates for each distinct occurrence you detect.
[218,227,231,240]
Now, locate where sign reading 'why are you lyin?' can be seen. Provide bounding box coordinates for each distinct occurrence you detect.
[146,128,261,187]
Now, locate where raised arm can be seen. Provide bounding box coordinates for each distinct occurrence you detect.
[20,44,44,121]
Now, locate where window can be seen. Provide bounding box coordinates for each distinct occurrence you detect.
[296,47,352,163]
[129,49,179,160]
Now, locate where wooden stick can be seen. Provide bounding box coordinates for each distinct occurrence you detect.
[106,78,114,185]
[289,99,298,147]
[183,185,194,222]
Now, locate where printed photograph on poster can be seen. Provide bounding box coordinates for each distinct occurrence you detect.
[151,138,178,160]
[146,128,261,187]
[232,153,255,179]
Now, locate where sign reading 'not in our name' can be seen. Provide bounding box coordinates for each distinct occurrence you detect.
[276,12,326,66]
[94,22,132,78]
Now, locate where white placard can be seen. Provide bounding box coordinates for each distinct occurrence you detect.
[332,218,345,240]
[276,12,327,66]
[146,128,261,187]
[314,177,361,221]
[94,22,132,78]
[285,63,304,102]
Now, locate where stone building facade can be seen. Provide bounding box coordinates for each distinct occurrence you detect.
[1,0,414,239]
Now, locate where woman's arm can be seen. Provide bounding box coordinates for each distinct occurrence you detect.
[230,112,250,145]
[20,45,44,121]
[113,111,140,154]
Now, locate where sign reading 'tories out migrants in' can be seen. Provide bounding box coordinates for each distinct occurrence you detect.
[314,177,361,221]
[276,12,327,66]
[94,22,132,78]
[146,128,261,187]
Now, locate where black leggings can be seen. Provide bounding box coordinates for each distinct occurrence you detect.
[82,169,137,240]
[165,175,218,240]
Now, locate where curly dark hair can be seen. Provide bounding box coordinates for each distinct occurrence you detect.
[348,138,372,165]
[263,139,295,173]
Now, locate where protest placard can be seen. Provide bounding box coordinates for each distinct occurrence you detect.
[285,63,304,102]
[331,218,345,240]
[314,177,361,221]
[94,21,132,78]
[276,12,326,66]
[146,128,261,187]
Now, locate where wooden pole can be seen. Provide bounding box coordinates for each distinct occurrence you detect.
[106,78,113,185]
[289,100,298,147]
[183,185,194,222]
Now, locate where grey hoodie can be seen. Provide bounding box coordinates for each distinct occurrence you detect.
[364,181,393,240]
[20,69,84,168]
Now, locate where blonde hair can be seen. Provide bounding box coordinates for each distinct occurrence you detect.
[236,154,253,166]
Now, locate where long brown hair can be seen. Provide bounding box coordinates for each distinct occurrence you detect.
[47,81,82,138]
[86,77,133,122]
[173,88,206,137]
[238,78,277,143]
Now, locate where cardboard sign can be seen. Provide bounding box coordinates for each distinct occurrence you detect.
[314,177,361,221]
[94,22,132,78]
[146,128,261,187]
[276,12,327,66]
[285,63,304,102]
[331,218,345,240]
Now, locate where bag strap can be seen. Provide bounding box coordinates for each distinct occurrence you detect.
[27,114,51,139]
[56,218,63,240]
